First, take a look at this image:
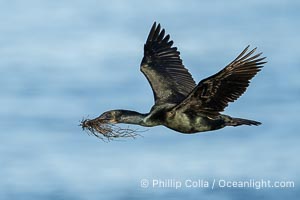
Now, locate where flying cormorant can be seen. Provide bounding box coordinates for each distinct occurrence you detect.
[81,22,266,139]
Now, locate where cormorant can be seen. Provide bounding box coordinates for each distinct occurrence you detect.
[81,22,266,138]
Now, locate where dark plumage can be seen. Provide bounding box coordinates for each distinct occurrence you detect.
[82,22,266,137]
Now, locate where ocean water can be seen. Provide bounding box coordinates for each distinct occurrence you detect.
[0,0,299,199]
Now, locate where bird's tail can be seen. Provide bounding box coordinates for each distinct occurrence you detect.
[225,116,261,126]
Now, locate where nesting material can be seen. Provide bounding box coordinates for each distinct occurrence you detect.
[80,118,141,141]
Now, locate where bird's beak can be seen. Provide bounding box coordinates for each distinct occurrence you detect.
[98,115,117,124]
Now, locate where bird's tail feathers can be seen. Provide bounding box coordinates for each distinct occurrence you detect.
[226,117,261,126]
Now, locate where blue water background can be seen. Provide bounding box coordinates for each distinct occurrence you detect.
[0,0,299,199]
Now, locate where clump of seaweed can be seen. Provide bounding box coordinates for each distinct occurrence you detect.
[80,118,143,142]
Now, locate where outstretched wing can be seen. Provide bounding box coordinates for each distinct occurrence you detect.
[141,22,196,105]
[172,46,266,117]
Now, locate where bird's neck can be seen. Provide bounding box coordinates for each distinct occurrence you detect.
[117,110,148,125]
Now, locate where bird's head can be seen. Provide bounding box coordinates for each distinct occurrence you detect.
[98,110,122,124]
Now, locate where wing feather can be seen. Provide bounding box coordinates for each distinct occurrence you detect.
[172,46,266,116]
[141,22,196,104]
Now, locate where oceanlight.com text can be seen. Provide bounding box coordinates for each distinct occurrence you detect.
[140,178,295,190]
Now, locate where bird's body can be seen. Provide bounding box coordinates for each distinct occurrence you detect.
[137,104,222,133]
[146,106,222,133]
[82,22,266,137]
